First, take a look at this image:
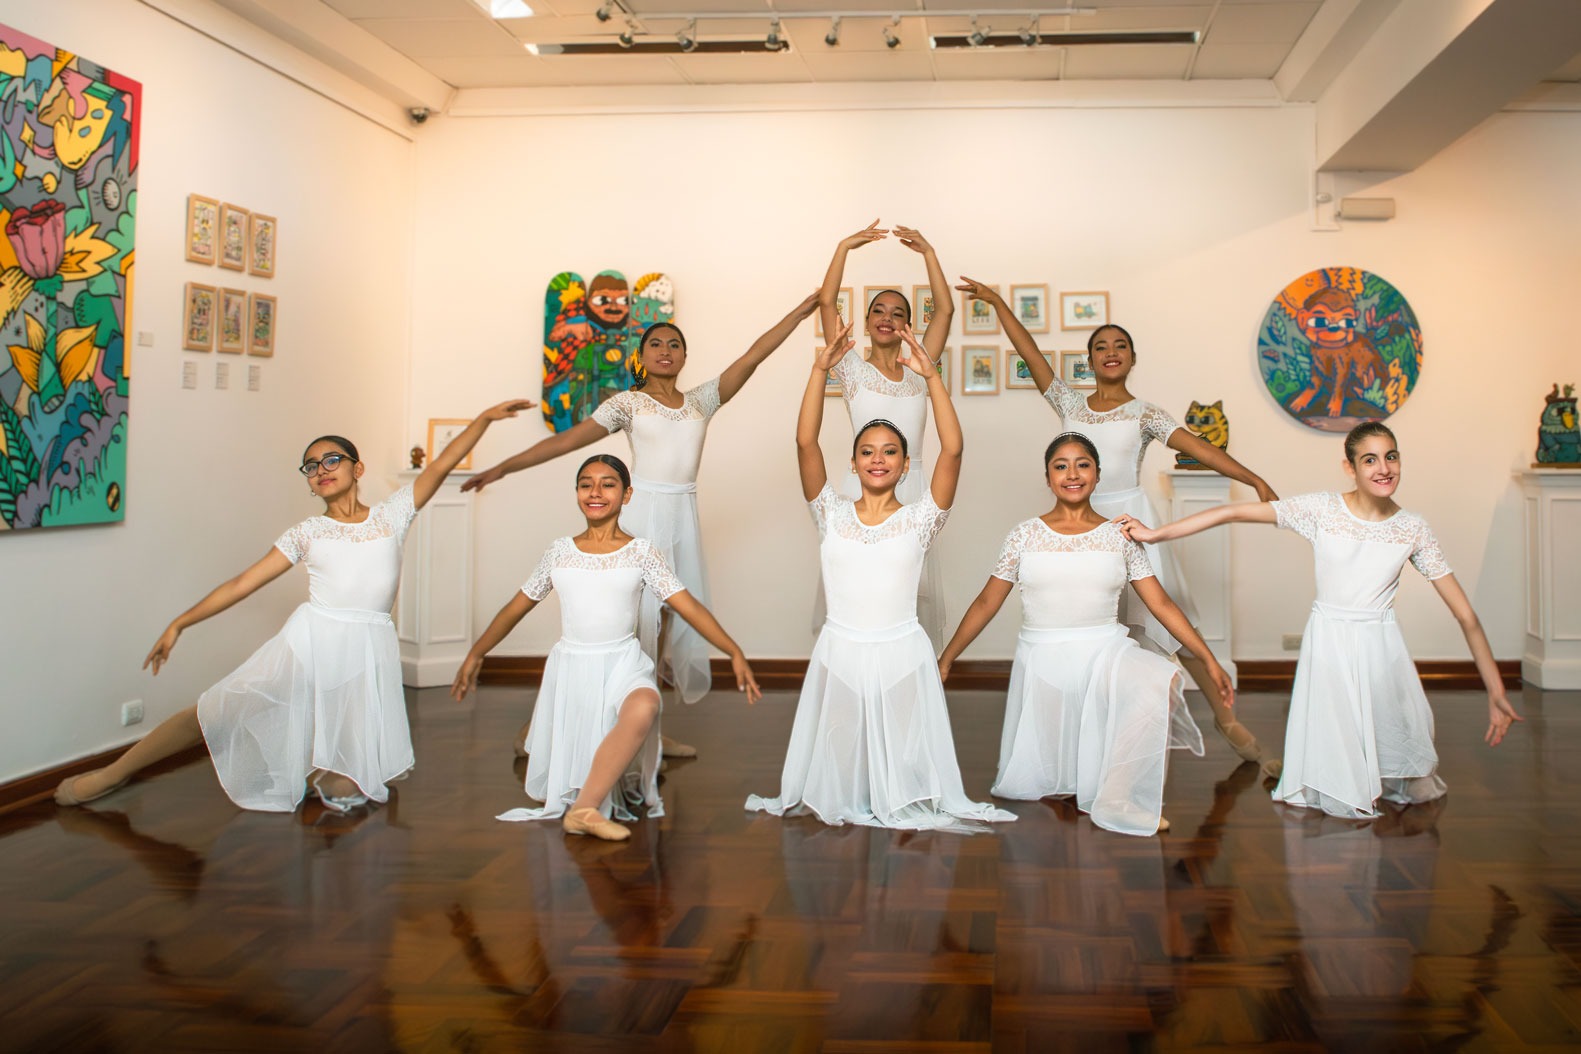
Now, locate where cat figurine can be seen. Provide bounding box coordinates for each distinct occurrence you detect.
[1174,400,1229,467]
[1535,383,1581,465]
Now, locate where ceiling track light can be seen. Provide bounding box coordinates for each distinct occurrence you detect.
[594,1,613,21]
[676,18,697,51]
[618,18,635,47]
[765,17,783,50]
[967,15,990,47]
[883,15,900,49]
[1017,15,1039,46]
[823,15,841,47]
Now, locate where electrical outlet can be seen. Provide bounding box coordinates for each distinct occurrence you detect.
[1282,633,1303,652]
[120,699,144,726]
[137,331,154,347]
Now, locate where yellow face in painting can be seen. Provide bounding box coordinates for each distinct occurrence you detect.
[44,75,117,171]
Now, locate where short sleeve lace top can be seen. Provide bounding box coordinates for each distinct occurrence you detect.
[271,485,417,613]
[811,483,949,632]
[989,518,1154,630]
[1042,376,1181,493]
[590,377,723,485]
[521,536,686,646]
[1272,491,1451,613]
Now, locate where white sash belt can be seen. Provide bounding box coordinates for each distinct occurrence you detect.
[822,618,921,644]
[632,475,696,495]
[556,633,638,653]
[1019,623,1126,645]
[309,602,392,625]
[1312,602,1395,624]
[1095,485,1144,503]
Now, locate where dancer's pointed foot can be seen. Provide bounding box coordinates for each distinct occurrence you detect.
[660,735,697,759]
[1214,720,1281,780]
[562,807,631,842]
[1156,818,1171,834]
[54,770,129,807]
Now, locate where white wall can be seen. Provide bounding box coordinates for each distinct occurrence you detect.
[408,98,1578,665]
[0,0,415,782]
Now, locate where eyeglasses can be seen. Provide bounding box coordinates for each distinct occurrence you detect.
[300,453,355,476]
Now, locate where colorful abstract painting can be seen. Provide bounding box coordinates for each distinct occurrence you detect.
[1258,267,1422,433]
[541,270,673,433]
[0,24,138,529]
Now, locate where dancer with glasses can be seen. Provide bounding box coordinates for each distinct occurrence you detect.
[55,399,534,813]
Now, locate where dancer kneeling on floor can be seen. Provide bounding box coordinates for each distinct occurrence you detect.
[938,432,1222,836]
[56,399,535,813]
[452,454,761,842]
[745,321,1014,832]
[1119,421,1522,820]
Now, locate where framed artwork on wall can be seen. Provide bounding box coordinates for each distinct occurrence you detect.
[426,418,475,470]
[824,368,842,398]
[1005,349,1053,390]
[218,287,247,353]
[961,286,1000,335]
[913,284,939,337]
[815,287,853,338]
[247,292,277,357]
[1060,291,1109,330]
[182,282,216,351]
[219,203,248,271]
[185,195,218,265]
[1060,350,1097,389]
[1009,284,1050,334]
[248,212,277,278]
[961,346,998,395]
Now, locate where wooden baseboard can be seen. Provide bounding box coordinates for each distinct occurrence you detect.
[0,743,209,817]
[481,656,1523,693]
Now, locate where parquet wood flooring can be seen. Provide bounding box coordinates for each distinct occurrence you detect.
[1,682,1577,1052]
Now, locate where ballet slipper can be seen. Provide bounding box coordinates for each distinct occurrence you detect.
[562,807,631,842]
[514,737,529,760]
[310,772,369,814]
[1156,818,1171,834]
[660,735,697,759]
[54,772,129,807]
[1214,720,1281,779]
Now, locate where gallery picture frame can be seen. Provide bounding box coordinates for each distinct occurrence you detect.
[815,286,853,339]
[1009,283,1050,334]
[247,292,277,357]
[1060,350,1098,389]
[185,194,219,265]
[823,365,842,398]
[218,203,248,271]
[1060,290,1109,330]
[217,287,247,353]
[248,212,278,278]
[1005,349,1053,390]
[961,345,999,395]
[182,282,216,351]
[960,285,1001,336]
[913,284,939,337]
[934,346,951,392]
[426,418,474,471]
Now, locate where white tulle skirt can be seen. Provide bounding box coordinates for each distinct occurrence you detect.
[622,477,712,705]
[812,463,946,650]
[1091,485,1199,655]
[1275,603,1446,819]
[746,618,1015,833]
[196,602,413,812]
[497,634,663,824]
[993,623,1203,836]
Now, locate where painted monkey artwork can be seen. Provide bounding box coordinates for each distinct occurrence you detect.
[541,270,674,433]
[1257,267,1422,433]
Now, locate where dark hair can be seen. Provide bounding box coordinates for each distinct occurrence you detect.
[853,418,908,458]
[577,453,631,490]
[1343,421,1397,463]
[1086,324,1136,358]
[867,288,912,324]
[1044,431,1101,471]
[302,435,360,464]
[632,322,686,391]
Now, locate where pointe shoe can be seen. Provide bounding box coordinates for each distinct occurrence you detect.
[562,807,631,842]
[1214,721,1282,780]
[54,772,129,807]
[660,735,697,759]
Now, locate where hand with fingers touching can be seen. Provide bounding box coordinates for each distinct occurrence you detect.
[954,276,1004,307]
[144,626,181,676]
[451,653,484,702]
[896,323,934,374]
[732,654,763,704]
[892,226,935,256]
[1116,515,1160,544]
[815,321,855,372]
[1485,692,1523,746]
[838,218,889,252]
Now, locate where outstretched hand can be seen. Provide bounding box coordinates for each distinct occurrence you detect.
[787,290,820,322]
[479,398,536,422]
[460,465,504,494]
[839,219,888,252]
[954,276,1001,304]
[896,323,934,376]
[937,657,953,683]
[1485,692,1523,746]
[144,625,181,676]
[450,654,483,702]
[893,225,934,255]
[733,655,763,705]
[815,321,855,372]
[1114,514,1159,544]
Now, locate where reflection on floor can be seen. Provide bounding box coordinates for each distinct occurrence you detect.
[1,684,1576,1051]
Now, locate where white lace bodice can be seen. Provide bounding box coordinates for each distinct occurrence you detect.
[811,483,948,632]
[273,485,417,612]
[522,536,686,645]
[591,377,722,485]
[1042,377,1180,493]
[990,518,1154,629]
[1274,491,1451,612]
[833,348,930,468]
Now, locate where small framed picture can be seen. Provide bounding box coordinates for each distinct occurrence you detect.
[247,292,277,357]
[1060,350,1097,389]
[961,346,998,395]
[426,418,474,470]
[182,282,216,351]
[1009,284,1050,334]
[218,204,249,271]
[185,195,219,265]
[815,287,853,338]
[1060,291,1109,330]
[823,368,842,398]
[248,212,278,278]
[913,284,939,337]
[217,287,247,353]
[934,347,951,391]
[960,285,1000,335]
[1005,349,1053,390]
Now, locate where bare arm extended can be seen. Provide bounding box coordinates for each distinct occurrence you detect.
[717,292,820,404]
[1131,576,1233,708]
[819,221,886,338]
[797,323,855,501]
[1166,430,1278,502]
[1430,573,1523,745]
[894,226,954,362]
[957,276,1057,393]
[461,415,608,495]
[1120,500,1277,545]
[898,324,963,509]
[417,398,536,506]
[937,576,1014,681]
[663,589,762,703]
[451,591,540,701]
[144,548,296,675]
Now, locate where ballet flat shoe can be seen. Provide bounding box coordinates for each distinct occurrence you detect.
[54,773,129,807]
[562,807,631,842]
[660,736,698,759]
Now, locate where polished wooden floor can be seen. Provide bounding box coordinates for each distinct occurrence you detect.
[2,681,1578,1053]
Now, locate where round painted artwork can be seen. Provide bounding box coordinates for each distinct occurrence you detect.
[1257,267,1423,432]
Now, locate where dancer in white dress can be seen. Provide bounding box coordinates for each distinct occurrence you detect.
[958,278,1282,776]
[747,322,1014,832]
[452,455,761,842]
[815,221,955,648]
[1121,422,1522,819]
[466,294,816,758]
[938,433,1222,835]
[55,399,535,812]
